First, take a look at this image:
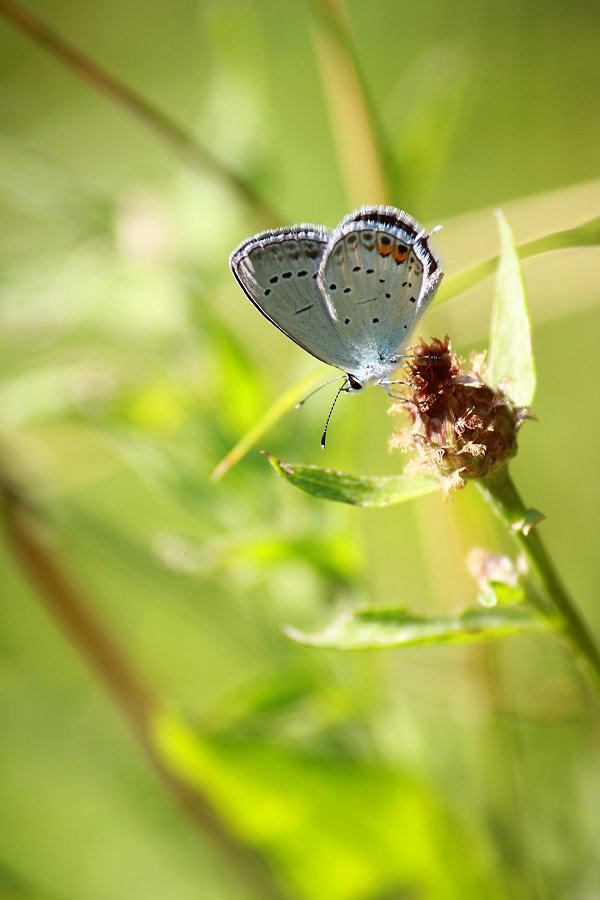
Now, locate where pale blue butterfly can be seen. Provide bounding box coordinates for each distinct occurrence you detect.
[230,205,443,446]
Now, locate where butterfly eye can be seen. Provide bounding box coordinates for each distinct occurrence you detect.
[346,375,364,392]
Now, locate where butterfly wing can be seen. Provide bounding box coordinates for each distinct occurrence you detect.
[318,206,443,380]
[230,226,360,373]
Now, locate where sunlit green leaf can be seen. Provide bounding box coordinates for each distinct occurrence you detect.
[286,604,557,650]
[265,454,439,506]
[487,210,536,406]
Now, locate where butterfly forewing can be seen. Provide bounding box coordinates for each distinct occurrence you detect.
[230,227,359,373]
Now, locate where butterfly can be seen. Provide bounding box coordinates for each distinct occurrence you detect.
[230,205,443,444]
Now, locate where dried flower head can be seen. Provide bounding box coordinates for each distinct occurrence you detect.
[389,336,529,491]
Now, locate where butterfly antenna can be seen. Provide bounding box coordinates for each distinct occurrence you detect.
[320,382,347,450]
[295,374,346,409]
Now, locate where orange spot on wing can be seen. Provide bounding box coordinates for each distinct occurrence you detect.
[393,245,409,264]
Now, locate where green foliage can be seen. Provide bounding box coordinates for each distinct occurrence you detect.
[153,711,492,900]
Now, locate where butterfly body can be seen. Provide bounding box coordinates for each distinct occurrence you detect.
[230,206,442,392]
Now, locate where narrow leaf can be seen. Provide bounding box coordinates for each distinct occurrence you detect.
[286,604,557,651]
[265,454,439,506]
[488,210,536,406]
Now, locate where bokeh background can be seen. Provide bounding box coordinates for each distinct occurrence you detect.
[1,1,600,898]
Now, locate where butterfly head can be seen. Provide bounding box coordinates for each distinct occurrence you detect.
[345,374,365,393]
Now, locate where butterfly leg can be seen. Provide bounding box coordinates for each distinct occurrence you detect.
[380,378,409,400]
[380,383,408,401]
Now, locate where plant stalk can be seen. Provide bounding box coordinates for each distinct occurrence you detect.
[478,466,600,695]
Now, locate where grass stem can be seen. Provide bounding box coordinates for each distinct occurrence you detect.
[0,0,280,224]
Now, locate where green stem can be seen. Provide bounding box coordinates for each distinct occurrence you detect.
[477,466,600,696]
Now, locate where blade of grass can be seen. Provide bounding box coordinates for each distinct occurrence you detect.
[0,0,280,225]
[210,367,327,482]
[434,214,600,307]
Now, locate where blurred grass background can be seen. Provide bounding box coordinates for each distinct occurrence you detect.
[1,1,599,898]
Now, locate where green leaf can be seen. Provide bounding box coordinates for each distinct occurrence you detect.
[488,210,536,406]
[286,604,557,650]
[265,454,439,506]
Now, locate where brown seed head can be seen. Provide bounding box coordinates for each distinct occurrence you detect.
[390,336,529,490]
